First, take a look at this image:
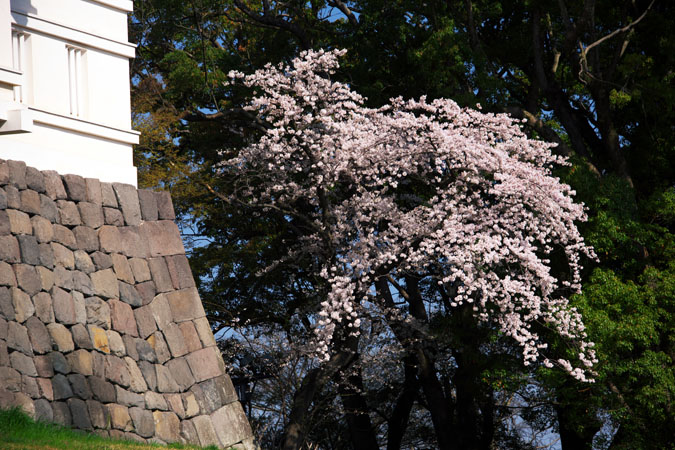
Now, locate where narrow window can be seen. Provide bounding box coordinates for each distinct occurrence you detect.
[11,30,30,103]
[67,45,86,117]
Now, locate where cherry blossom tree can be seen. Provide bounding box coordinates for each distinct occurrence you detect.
[224,49,597,449]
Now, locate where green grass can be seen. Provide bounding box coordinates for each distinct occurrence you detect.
[0,408,219,450]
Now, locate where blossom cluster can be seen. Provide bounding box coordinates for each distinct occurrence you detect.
[225,49,597,380]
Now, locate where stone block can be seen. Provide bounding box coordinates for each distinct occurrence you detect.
[8,160,27,188]
[85,297,111,329]
[85,178,102,205]
[0,188,5,209]
[62,174,87,202]
[0,366,22,391]
[12,287,35,322]
[192,415,220,447]
[35,267,54,292]
[166,255,196,289]
[52,287,76,324]
[87,399,109,429]
[180,417,199,444]
[88,376,116,403]
[10,351,37,376]
[36,377,54,400]
[52,374,74,400]
[113,183,142,226]
[90,269,119,299]
[25,167,46,193]
[38,243,55,268]
[156,364,180,393]
[0,235,20,263]
[17,236,39,266]
[23,373,40,398]
[73,271,95,296]
[163,323,188,358]
[139,361,158,392]
[210,402,252,448]
[15,264,40,296]
[146,331,171,364]
[167,288,206,323]
[125,356,148,393]
[12,392,35,417]
[136,339,156,363]
[107,404,133,431]
[0,286,15,320]
[103,207,124,226]
[153,411,180,442]
[78,202,104,228]
[0,317,6,340]
[52,243,75,269]
[53,224,77,249]
[5,185,20,209]
[156,191,175,220]
[111,253,134,283]
[7,209,31,234]
[138,189,159,221]
[166,357,195,392]
[67,349,93,376]
[120,335,137,360]
[74,226,99,252]
[0,210,9,235]
[52,401,72,426]
[119,226,150,258]
[141,221,185,257]
[107,329,126,356]
[33,291,54,323]
[40,194,59,223]
[105,355,131,388]
[165,392,186,418]
[145,391,167,410]
[128,259,150,284]
[109,299,138,337]
[91,253,112,272]
[136,281,156,305]
[74,250,95,274]
[130,407,155,438]
[0,261,17,286]
[134,306,157,340]
[31,216,54,243]
[183,391,200,418]
[34,355,54,377]
[149,293,172,330]
[200,375,238,410]
[20,189,41,215]
[92,351,106,377]
[8,321,33,354]
[119,281,142,307]
[186,347,225,383]
[68,373,93,399]
[69,398,93,430]
[26,316,51,354]
[48,351,71,374]
[71,323,93,349]
[89,326,110,353]
[115,385,144,407]
[53,266,74,290]
[100,182,118,207]
[98,225,123,254]
[34,398,53,422]
[57,200,82,226]
[47,323,74,352]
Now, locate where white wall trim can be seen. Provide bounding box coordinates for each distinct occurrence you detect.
[30,107,140,145]
[11,11,136,58]
[87,0,134,13]
[0,66,22,86]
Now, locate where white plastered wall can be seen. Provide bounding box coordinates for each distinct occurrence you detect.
[0,0,138,186]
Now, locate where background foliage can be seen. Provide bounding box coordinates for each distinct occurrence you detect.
[130,1,674,448]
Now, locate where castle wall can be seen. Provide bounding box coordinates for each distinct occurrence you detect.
[0,159,255,449]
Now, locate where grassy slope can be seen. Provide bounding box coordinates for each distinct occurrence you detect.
[0,408,219,450]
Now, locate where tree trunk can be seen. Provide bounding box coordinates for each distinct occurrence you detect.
[387,356,418,450]
[338,365,379,449]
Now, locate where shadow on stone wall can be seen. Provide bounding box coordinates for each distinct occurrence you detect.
[0,159,255,449]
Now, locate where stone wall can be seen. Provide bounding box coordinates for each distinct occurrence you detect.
[0,159,254,449]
